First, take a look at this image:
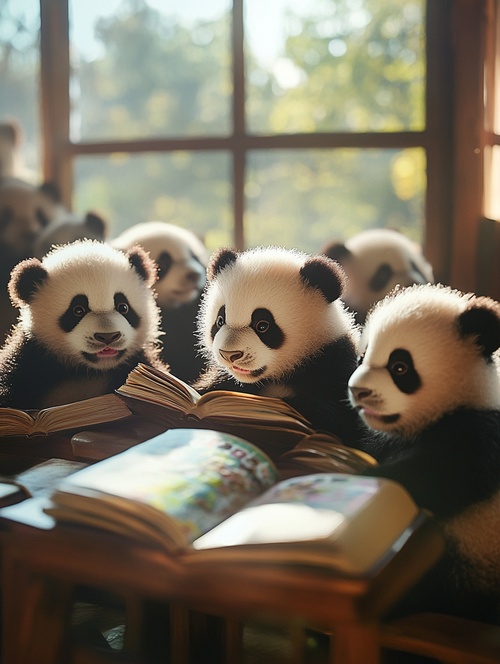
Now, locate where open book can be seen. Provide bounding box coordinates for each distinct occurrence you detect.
[0,394,132,438]
[277,432,376,476]
[115,363,345,458]
[46,428,422,576]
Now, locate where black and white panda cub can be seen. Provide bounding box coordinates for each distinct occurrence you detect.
[0,239,167,410]
[112,221,208,383]
[348,283,500,621]
[322,228,434,324]
[195,246,364,445]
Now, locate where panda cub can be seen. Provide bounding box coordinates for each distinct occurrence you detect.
[348,283,500,621]
[112,221,208,383]
[0,177,64,344]
[195,246,364,445]
[112,221,208,309]
[34,210,108,258]
[322,228,434,324]
[0,240,167,410]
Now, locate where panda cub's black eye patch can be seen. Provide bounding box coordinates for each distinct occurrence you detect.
[370,264,394,292]
[60,295,90,332]
[115,293,139,328]
[386,348,421,394]
[251,308,284,349]
[156,252,173,280]
[211,306,226,339]
[36,208,50,228]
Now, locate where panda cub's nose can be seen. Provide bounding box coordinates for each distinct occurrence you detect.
[219,349,244,363]
[349,385,373,401]
[94,331,121,345]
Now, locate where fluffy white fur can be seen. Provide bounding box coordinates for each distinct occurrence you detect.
[16,240,162,370]
[0,239,166,409]
[198,246,357,384]
[112,221,208,308]
[349,284,500,436]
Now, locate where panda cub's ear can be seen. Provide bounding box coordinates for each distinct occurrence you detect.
[8,258,49,307]
[321,241,353,266]
[207,247,238,281]
[126,246,158,288]
[83,212,108,240]
[300,255,346,303]
[458,296,500,358]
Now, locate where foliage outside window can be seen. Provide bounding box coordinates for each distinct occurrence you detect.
[1,0,426,253]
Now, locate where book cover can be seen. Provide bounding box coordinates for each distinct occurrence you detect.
[46,428,421,575]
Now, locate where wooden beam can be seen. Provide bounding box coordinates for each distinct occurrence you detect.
[39,0,72,207]
[449,0,488,291]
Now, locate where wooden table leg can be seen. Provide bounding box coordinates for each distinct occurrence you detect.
[330,623,380,664]
[4,570,74,664]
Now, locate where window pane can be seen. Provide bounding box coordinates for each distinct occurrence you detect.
[0,0,41,178]
[69,0,232,141]
[73,152,232,249]
[245,0,425,134]
[245,148,426,252]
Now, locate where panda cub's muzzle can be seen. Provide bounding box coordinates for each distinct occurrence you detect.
[218,347,266,378]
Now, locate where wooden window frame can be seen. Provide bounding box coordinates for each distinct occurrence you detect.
[39,0,495,294]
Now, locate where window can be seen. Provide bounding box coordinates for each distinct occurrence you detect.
[3,0,497,294]
[37,0,436,252]
[0,0,41,177]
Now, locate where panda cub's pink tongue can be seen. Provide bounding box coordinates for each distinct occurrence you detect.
[97,347,118,357]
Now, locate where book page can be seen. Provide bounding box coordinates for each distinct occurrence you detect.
[0,409,35,435]
[0,394,131,437]
[35,394,132,434]
[279,434,377,475]
[193,391,313,430]
[49,428,279,547]
[116,364,314,432]
[116,363,200,413]
[191,474,420,574]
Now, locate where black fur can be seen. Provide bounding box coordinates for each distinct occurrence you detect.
[0,329,161,409]
[458,301,500,358]
[197,335,365,447]
[386,349,421,393]
[360,408,500,518]
[207,247,237,281]
[359,408,500,623]
[126,246,157,287]
[250,308,284,349]
[299,256,345,303]
[159,295,207,384]
[9,259,49,306]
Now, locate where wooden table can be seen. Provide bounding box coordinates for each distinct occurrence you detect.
[0,503,444,664]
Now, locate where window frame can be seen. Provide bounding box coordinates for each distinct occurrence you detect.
[39,0,493,293]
